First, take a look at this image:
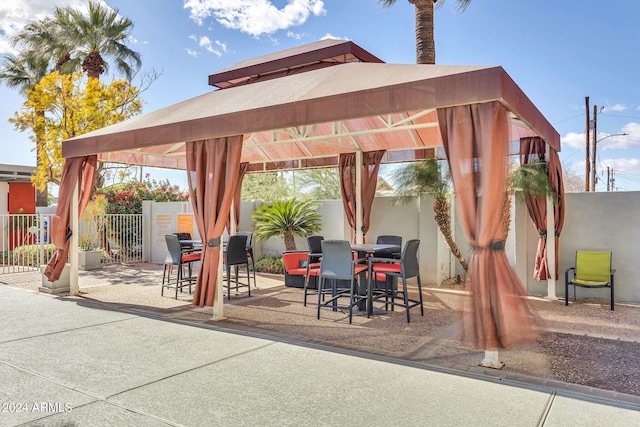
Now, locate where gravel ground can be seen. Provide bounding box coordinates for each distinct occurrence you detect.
[3,263,640,398]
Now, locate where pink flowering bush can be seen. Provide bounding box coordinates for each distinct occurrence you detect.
[96,175,189,214]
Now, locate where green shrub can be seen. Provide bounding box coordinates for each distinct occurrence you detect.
[254,256,284,274]
[11,244,57,267]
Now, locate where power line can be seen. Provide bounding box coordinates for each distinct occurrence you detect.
[599,112,640,121]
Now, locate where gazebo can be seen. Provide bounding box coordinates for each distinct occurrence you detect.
[46,40,562,358]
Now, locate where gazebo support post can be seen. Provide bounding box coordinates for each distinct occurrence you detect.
[70,177,79,296]
[481,350,504,369]
[212,196,235,320]
[546,144,557,300]
[212,254,225,320]
[355,150,364,244]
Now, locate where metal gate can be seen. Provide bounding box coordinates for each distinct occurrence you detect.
[0,213,52,273]
[0,213,143,275]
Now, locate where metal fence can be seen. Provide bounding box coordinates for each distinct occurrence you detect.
[0,213,142,274]
[89,214,143,264]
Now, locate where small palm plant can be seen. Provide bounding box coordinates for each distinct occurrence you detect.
[503,161,555,241]
[252,199,322,251]
[391,158,468,272]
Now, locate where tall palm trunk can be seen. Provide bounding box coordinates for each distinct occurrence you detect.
[434,197,468,271]
[410,0,436,64]
[502,190,512,243]
[283,230,297,251]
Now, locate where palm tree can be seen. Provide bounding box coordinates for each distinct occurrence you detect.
[252,199,323,251]
[295,168,341,200]
[378,0,472,64]
[391,158,468,271]
[0,50,52,206]
[0,51,50,96]
[12,1,141,81]
[59,1,141,80]
[10,15,72,74]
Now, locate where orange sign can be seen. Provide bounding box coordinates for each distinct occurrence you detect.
[177,214,194,236]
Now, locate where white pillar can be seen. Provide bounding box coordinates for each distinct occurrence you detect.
[481,350,504,369]
[212,250,225,320]
[514,196,529,289]
[545,145,557,300]
[546,193,557,299]
[355,150,364,244]
[212,196,231,320]
[436,195,452,284]
[69,178,79,296]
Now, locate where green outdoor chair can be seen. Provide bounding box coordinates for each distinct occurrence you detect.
[565,250,615,310]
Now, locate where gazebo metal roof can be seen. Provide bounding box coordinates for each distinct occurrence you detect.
[62,42,560,169]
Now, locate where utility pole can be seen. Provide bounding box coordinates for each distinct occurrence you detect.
[585,96,591,192]
[607,167,611,191]
[610,168,616,191]
[590,105,598,191]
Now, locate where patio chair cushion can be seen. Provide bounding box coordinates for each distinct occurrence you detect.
[283,251,312,287]
[369,262,401,274]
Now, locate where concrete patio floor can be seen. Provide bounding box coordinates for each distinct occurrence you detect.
[1,262,639,425]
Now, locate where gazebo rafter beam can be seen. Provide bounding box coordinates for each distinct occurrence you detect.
[242,118,438,149]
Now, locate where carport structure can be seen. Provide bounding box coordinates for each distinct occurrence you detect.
[48,40,561,354]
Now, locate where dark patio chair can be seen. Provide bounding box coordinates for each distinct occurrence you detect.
[368,239,423,323]
[162,234,201,299]
[303,235,324,306]
[235,231,256,288]
[224,234,251,300]
[376,235,402,259]
[173,232,200,255]
[317,240,367,324]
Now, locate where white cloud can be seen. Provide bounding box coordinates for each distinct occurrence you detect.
[561,125,640,151]
[599,123,640,150]
[320,33,349,41]
[287,30,302,39]
[599,157,640,175]
[0,0,104,54]
[602,104,627,112]
[560,131,586,150]
[189,34,226,56]
[215,40,227,53]
[183,0,326,37]
[185,48,199,57]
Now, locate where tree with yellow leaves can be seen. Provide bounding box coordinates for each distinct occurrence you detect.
[10,71,143,190]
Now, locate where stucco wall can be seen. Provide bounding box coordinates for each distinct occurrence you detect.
[144,191,640,304]
[0,182,8,214]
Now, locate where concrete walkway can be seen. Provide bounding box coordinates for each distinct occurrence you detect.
[1,285,639,426]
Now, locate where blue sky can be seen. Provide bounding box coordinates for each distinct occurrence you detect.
[1,0,640,191]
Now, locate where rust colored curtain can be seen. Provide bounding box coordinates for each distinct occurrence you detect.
[44,155,98,282]
[362,151,385,234]
[438,102,538,350]
[520,137,549,280]
[548,146,565,279]
[187,136,243,307]
[338,150,385,241]
[232,162,248,229]
[339,153,357,232]
[520,137,565,281]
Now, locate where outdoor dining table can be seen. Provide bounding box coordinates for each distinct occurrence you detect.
[350,243,401,257]
[350,243,401,314]
[178,239,203,253]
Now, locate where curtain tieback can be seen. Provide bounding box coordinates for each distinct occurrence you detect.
[207,237,221,248]
[538,230,547,237]
[555,231,560,237]
[472,240,504,252]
